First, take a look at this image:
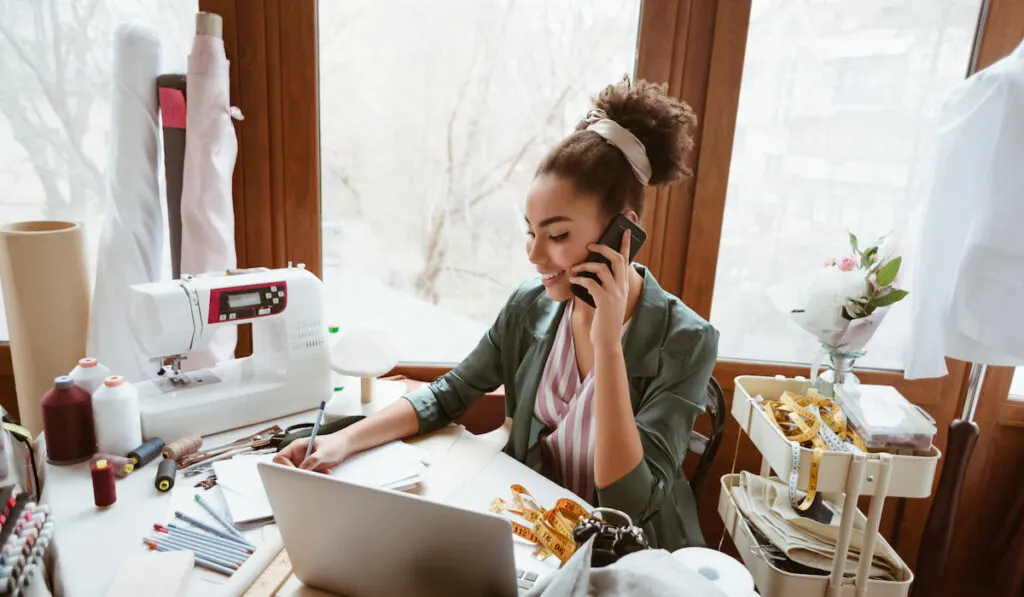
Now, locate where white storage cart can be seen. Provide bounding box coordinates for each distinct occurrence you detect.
[718,375,941,597]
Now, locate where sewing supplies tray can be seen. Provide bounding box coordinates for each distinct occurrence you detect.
[732,375,940,498]
[718,474,913,597]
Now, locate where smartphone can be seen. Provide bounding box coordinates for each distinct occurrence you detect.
[570,214,648,308]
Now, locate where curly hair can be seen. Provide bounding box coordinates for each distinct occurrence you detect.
[535,76,697,218]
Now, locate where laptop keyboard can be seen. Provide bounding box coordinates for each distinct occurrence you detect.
[515,567,539,593]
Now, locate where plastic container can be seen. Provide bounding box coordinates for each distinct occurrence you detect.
[41,376,96,464]
[835,385,936,451]
[67,357,112,395]
[91,376,142,456]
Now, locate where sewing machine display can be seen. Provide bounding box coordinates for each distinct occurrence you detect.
[128,264,332,440]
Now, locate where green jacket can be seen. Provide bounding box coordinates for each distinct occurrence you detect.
[403,265,719,550]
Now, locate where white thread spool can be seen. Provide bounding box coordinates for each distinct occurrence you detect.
[68,358,112,395]
[91,376,142,455]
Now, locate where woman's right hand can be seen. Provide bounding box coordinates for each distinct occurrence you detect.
[272,431,352,473]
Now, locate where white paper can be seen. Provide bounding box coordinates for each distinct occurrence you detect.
[212,454,277,525]
[212,442,429,525]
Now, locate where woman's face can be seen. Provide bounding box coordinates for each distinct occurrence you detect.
[524,174,608,302]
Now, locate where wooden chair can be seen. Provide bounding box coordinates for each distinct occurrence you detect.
[688,376,727,501]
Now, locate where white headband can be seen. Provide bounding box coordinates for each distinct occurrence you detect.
[584,109,652,185]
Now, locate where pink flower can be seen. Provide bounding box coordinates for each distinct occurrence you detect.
[838,256,857,272]
[869,272,880,291]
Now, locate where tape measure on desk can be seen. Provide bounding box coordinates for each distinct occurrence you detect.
[490,485,590,566]
[758,389,866,511]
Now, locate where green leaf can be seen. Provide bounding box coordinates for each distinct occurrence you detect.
[849,231,860,255]
[869,288,909,308]
[875,256,901,287]
[861,246,878,268]
[844,302,873,320]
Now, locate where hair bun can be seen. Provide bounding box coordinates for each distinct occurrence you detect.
[582,75,697,186]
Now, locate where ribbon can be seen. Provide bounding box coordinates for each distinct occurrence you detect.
[583,109,652,185]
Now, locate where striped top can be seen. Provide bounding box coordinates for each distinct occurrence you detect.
[533,300,629,500]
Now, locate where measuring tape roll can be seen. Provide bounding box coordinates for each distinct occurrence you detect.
[757,389,866,510]
[490,485,592,566]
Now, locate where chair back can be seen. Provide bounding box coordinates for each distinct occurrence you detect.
[687,376,727,501]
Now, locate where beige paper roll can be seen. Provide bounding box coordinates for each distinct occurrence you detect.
[0,221,91,437]
[195,12,223,39]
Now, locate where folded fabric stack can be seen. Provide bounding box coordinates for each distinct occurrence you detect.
[730,471,903,580]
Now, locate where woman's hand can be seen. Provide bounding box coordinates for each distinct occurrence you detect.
[272,431,352,473]
[570,230,631,351]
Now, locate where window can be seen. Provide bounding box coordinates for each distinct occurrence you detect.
[1011,368,1024,401]
[0,0,197,341]
[709,0,982,370]
[318,0,643,363]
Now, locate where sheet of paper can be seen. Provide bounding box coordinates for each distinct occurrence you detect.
[326,440,427,488]
[213,454,277,525]
[211,441,429,526]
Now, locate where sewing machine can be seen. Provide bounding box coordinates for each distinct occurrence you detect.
[127,264,332,440]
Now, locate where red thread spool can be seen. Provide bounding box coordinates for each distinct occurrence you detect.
[41,376,96,464]
[90,459,116,508]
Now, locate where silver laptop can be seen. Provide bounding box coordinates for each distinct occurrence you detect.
[258,461,548,596]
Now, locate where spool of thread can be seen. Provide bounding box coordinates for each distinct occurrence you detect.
[162,435,202,461]
[67,357,112,395]
[672,547,754,595]
[127,438,165,469]
[92,376,142,455]
[89,454,134,478]
[41,376,96,464]
[155,458,176,492]
[90,459,116,508]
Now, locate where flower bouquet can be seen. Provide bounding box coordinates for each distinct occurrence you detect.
[775,232,909,394]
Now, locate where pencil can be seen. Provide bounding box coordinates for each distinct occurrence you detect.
[193,493,247,543]
[304,401,327,462]
[174,511,256,550]
[144,540,236,576]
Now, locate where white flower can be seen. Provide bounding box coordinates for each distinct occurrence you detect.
[798,267,869,334]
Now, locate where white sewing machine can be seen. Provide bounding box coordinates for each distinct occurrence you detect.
[127,264,332,440]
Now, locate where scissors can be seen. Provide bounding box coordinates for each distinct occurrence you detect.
[178,415,367,476]
[269,415,365,451]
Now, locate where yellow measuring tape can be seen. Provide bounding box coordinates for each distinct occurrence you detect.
[490,485,591,566]
[760,389,866,510]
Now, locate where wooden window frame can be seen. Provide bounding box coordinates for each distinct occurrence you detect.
[1,2,1021,589]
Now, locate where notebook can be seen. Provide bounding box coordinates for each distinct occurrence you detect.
[213,441,428,527]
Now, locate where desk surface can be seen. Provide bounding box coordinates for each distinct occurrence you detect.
[41,392,583,597]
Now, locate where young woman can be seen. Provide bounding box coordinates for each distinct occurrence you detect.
[275,77,719,550]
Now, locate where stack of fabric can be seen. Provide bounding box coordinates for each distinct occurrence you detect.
[730,471,904,580]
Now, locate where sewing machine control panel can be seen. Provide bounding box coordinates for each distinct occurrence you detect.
[208,281,287,324]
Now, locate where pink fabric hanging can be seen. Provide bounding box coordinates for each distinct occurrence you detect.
[180,29,242,371]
